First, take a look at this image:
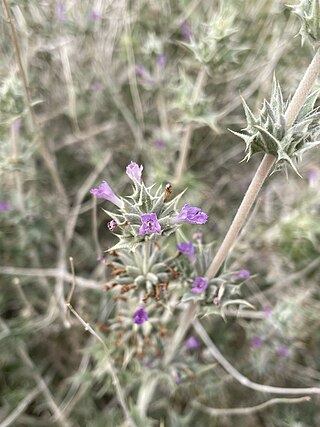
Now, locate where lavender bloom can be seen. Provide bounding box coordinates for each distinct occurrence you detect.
[278,346,289,358]
[307,168,318,187]
[89,9,100,21]
[234,269,251,281]
[176,241,195,260]
[175,374,182,384]
[139,213,162,236]
[91,80,103,92]
[192,277,208,294]
[181,20,192,41]
[157,54,167,66]
[185,336,200,350]
[13,119,21,133]
[90,181,124,209]
[0,201,10,212]
[107,220,118,231]
[126,161,143,183]
[172,204,208,225]
[154,138,166,149]
[135,65,154,83]
[133,307,148,325]
[251,336,263,348]
[263,306,273,318]
[56,2,66,21]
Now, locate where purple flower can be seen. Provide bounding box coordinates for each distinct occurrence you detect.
[234,269,251,281]
[307,168,318,186]
[139,213,162,236]
[263,306,273,318]
[91,80,103,92]
[97,255,105,264]
[181,20,192,41]
[90,181,124,209]
[13,119,21,133]
[185,336,200,350]
[172,204,208,225]
[0,201,10,212]
[89,9,100,21]
[133,307,148,325]
[56,2,66,21]
[157,54,167,66]
[175,374,182,384]
[154,139,166,149]
[192,277,208,294]
[278,346,289,358]
[251,336,263,348]
[126,161,143,183]
[107,220,118,231]
[176,241,195,260]
[135,66,154,83]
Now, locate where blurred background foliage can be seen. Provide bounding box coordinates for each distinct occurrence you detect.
[1,0,320,426]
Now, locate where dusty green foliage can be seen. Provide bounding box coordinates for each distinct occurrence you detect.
[231,77,320,173]
[291,0,320,45]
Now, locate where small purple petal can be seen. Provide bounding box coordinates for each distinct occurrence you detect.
[251,336,263,348]
[90,181,124,209]
[181,20,192,41]
[97,256,106,264]
[157,54,167,66]
[139,213,162,236]
[234,269,251,281]
[175,374,182,384]
[56,2,66,21]
[0,201,10,212]
[126,161,143,183]
[263,306,273,318]
[192,277,208,294]
[154,139,166,150]
[91,80,103,92]
[89,9,100,21]
[176,241,195,260]
[172,204,208,225]
[133,307,148,325]
[278,346,289,358]
[307,168,318,186]
[185,336,200,350]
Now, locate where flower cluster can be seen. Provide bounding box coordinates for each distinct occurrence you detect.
[90,162,209,324]
[90,162,208,252]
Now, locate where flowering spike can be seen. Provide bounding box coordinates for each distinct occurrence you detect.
[90,181,124,209]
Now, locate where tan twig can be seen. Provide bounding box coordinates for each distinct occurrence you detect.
[193,396,311,416]
[0,266,101,290]
[193,319,320,395]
